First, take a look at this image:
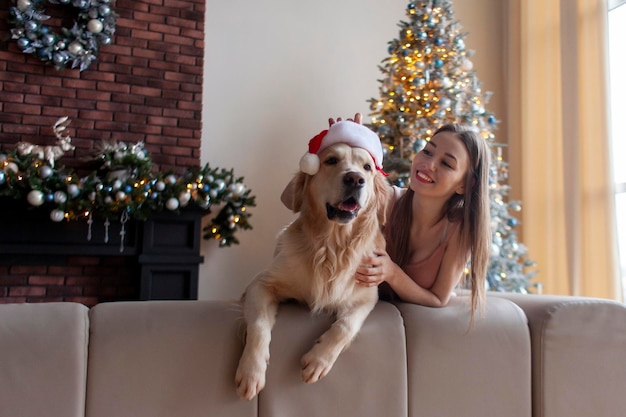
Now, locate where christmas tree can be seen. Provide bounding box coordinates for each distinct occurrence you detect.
[366,0,537,292]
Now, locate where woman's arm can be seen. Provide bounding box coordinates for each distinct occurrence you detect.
[356,233,467,307]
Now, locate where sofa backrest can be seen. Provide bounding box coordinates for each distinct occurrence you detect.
[0,302,89,417]
[84,300,408,417]
[398,297,531,417]
[85,300,252,417]
[0,297,533,417]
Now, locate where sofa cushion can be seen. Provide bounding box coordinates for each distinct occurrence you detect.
[85,300,255,417]
[397,296,531,417]
[258,301,407,417]
[0,302,89,417]
[492,293,626,417]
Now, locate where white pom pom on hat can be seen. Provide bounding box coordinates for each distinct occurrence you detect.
[299,120,386,176]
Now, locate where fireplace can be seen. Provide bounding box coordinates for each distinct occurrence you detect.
[0,202,205,305]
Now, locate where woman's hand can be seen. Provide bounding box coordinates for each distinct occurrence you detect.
[329,113,362,127]
[355,247,394,287]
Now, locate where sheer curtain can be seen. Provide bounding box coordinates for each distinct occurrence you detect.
[505,0,621,300]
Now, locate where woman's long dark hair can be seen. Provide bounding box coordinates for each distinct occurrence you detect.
[386,124,491,322]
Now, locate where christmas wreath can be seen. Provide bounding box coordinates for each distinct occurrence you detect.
[7,0,116,71]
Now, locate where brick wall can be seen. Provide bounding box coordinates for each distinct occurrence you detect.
[0,0,205,306]
[0,257,139,306]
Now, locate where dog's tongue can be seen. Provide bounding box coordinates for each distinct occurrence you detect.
[326,198,361,223]
[338,199,359,212]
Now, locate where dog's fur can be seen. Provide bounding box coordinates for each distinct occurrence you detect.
[235,143,390,400]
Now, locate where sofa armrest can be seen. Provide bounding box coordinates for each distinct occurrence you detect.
[491,293,626,417]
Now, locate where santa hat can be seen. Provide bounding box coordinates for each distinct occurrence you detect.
[299,120,386,176]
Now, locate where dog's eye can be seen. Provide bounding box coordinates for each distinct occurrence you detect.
[324,157,338,165]
[363,163,372,172]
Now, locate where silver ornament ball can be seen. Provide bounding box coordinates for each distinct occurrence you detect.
[50,209,65,223]
[99,5,111,16]
[17,37,30,49]
[24,21,38,32]
[42,33,56,46]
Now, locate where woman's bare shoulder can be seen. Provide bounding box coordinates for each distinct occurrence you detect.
[391,185,406,202]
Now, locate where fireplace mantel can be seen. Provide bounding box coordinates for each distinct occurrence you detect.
[0,201,206,301]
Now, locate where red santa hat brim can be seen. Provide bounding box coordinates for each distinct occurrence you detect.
[299,121,385,176]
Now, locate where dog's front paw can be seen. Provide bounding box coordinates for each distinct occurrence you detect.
[235,356,267,400]
[300,350,335,384]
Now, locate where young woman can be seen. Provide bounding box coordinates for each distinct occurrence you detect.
[283,115,492,322]
[353,120,492,323]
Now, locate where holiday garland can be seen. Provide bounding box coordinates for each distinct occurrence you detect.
[0,137,256,247]
[7,0,116,71]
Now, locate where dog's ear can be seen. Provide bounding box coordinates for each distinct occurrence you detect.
[374,173,392,226]
[291,172,308,213]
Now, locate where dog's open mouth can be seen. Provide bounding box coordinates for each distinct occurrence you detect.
[326,197,361,223]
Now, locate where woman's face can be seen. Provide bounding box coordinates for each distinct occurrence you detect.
[409,131,470,200]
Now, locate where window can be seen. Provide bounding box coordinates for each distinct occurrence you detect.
[608,0,626,300]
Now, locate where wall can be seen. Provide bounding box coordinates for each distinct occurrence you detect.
[0,0,505,304]
[0,0,205,305]
[200,0,506,301]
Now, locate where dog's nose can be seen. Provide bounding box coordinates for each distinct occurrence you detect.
[343,172,365,189]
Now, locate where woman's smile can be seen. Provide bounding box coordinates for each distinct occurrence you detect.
[416,170,434,183]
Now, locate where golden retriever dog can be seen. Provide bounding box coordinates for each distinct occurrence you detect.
[235,133,390,400]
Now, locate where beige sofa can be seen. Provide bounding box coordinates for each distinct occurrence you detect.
[1,293,625,417]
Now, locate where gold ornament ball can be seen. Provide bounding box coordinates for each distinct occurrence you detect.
[68,41,83,55]
[27,190,44,206]
[17,0,31,12]
[87,19,103,33]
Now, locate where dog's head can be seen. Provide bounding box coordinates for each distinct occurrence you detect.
[291,143,390,226]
